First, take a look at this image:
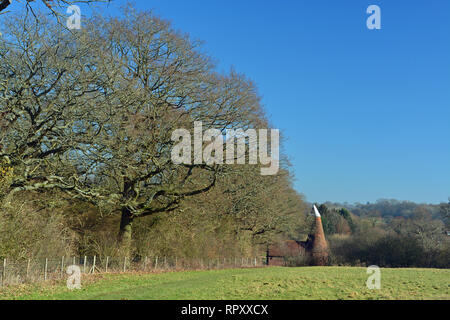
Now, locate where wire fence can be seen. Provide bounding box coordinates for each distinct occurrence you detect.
[0,256,266,287]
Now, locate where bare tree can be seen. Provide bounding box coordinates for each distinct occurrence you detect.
[0,0,110,15]
[1,12,109,199]
[1,8,265,248]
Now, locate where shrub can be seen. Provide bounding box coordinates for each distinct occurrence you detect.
[0,198,75,260]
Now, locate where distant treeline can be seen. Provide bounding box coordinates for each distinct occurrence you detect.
[308,200,450,268]
[326,199,447,222]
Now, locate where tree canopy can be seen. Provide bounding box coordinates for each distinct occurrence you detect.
[0,8,294,250]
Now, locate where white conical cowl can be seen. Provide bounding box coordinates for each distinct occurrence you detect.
[313,205,321,218]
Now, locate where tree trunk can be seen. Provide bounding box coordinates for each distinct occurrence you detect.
[118,207,134,248]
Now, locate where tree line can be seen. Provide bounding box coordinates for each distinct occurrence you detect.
[0,7,307,261]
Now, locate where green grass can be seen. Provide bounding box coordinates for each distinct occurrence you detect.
[1,267,449,300]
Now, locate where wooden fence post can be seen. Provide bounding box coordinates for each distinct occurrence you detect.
[92,256,96,274]
[123,257,127,272]
[155,257,158,270]
[83,256,87,274]
[2,258,6,286]
[143,256,147,271]
[44,258,48,281]
[60,256,64,278]
[105,256,109,273]
[26,259,31,280]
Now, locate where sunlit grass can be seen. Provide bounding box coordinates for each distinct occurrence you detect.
[1,267,448,300]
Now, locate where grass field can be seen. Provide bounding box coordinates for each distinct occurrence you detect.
[0,267,448,300]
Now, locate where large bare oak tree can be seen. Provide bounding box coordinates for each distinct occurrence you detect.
[0,8,265,247]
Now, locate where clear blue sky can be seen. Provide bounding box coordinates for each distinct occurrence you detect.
[8,0,450,204]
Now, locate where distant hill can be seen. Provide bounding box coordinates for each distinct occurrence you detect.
[321,199,446,222]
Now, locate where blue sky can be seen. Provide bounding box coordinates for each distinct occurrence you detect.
[6,0,450,204]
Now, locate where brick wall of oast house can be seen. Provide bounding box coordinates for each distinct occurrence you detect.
[268,240,305,256]
[311,217,329,266]
[266,217,329,266]
[266,240,306,266]
[267,240,307,266]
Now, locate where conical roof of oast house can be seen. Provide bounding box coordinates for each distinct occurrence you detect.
[311,206,329,266]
